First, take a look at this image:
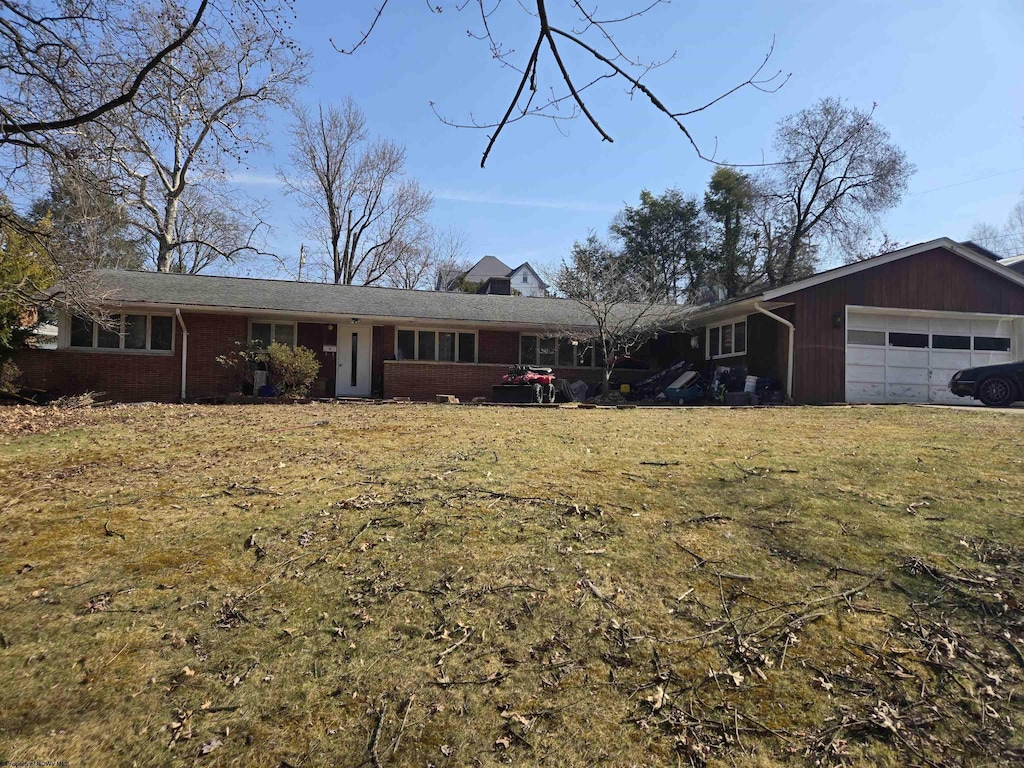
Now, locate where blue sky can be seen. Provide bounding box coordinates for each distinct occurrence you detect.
[232,0,1024,278]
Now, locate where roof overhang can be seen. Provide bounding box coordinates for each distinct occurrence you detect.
[762,237,1024,299]
[51,299,601,333]
[686,237,1024,326]
[685,299,793,327]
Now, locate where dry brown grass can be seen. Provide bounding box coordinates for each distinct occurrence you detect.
[1,402,1023,767]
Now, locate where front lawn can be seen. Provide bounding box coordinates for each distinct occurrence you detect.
[1,403,1022,766]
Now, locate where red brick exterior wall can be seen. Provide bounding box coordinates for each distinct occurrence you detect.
[15,311,248,402]
[383,361,603,401]
[15,313,606,403]
[16,346,183,402]
[184,313,248,399]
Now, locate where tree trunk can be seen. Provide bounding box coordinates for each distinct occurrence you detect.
[156,196,179,272]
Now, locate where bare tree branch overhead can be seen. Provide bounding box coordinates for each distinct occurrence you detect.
[0,0,209,142]
[332,1,790,167]
[78,1,307,273]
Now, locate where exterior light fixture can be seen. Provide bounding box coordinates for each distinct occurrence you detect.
[832,313,843,328]
[350,318,359,324]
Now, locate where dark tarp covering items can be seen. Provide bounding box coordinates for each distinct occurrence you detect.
[490,360,785,405]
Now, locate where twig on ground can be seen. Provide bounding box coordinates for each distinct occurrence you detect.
[369,698,387,768]
[103,521,126,540]
[392,694,414,756]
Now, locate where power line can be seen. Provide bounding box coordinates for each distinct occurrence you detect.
[909,167,1024,196]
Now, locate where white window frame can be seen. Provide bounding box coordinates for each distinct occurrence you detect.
[248,319,297,349]
[65,312,175,354]
[518,333,601,368]
[394,327,478,363]
[706,317,748,360]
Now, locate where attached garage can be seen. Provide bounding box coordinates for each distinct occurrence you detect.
[844,308,1019,403]
[687,238,1024,404]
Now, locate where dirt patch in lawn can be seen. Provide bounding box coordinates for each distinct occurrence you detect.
[1,403,1023,767]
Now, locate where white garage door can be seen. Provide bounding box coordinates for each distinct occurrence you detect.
[845,308,1017,403]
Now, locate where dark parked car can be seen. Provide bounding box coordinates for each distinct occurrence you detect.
[949,361,1024,407]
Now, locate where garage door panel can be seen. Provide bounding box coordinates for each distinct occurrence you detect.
[847,381,886,401]
[972,351,1012,367]
[849,313,887,331]
[845,308,1019,404]
[887,349,928,367]
[847,347,886,365]
[930,317,972,334]
[887,383,928,400]
[931,350,973,369]
[895,315,930,332]
[846,364,886,383]
[886,366,929,385]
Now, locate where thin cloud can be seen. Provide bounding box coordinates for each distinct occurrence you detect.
[228,172,284,187]
[434,188,619,214]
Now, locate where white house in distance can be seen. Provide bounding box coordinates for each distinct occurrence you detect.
[437,255,549,297]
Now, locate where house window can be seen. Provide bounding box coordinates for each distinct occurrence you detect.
[394,328,477,362]
[519,334,599,368]
[538,336,557,366]
[397,329,415,360]
[67,313,174,352]
[520,335,537,365]
[522,273,529,283]
[250,321,296,349]
[458,333,475,363]
[706,319,747,359]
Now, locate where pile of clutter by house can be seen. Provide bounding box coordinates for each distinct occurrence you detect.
[492,361,786,406]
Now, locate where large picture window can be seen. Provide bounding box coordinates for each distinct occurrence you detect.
[706,319,747,359]
[519,334,600,368]
[68,313,174,352]
[394,328,477,362]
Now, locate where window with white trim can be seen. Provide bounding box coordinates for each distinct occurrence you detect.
[249,321,296,349]
[706,319,746,359]
[395,328,477,362]
[68,313,174,352]
[519,334,601,368]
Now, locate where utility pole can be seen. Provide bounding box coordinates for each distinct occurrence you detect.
[297,243,306,281]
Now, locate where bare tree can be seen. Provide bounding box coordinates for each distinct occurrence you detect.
[165,187,270,274]
[0,1,212,147]
[549,233,686,396]
[333,2,789,167]
[969,198,1024,260]
[280,99,434,285]
[755,98,915,285]
[383,225,467,290]
[0,0,300,317]
[87,1,305,273]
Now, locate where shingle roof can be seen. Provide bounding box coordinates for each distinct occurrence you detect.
[463,255,513,281]
[73,269,676,329]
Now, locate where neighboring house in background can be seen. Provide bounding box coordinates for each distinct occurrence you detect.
[437,255,549,297]
[16,237,1024,405]
[999,255,1024,275]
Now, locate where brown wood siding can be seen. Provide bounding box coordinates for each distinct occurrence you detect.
[777,248,1024,403]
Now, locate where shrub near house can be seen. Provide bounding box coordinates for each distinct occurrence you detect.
[267,343,320,397]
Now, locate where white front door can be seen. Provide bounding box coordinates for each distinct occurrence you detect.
[336,325,372,397]
[845,308,1018,403]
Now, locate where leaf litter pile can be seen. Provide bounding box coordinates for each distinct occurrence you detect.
[1,402,1023,766]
